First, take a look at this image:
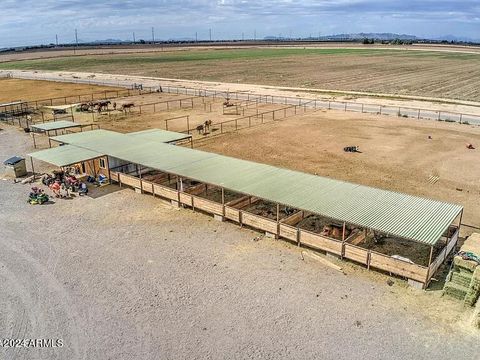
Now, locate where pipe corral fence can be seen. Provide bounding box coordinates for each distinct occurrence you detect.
[3,72,480,127]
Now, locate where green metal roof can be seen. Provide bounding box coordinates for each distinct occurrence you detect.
[28,145,104,167]
[31,120,82,132]
[49,129,463,245]
[52,129,190,145]
[128,129,191,143]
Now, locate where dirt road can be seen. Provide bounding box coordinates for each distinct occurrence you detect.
[0,126,478,359]
[3,69,480,117]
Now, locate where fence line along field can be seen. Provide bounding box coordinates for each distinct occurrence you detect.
[2,48,480,102]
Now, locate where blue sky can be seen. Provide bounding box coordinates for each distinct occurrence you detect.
[1,0,479,47]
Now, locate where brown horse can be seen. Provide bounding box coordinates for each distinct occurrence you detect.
[97,100,111,112]
[120,103,135,112]
[204,119,212,131]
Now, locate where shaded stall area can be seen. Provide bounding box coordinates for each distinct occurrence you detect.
[30,120,98,148]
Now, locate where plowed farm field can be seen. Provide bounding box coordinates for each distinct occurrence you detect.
[2,48,480,101]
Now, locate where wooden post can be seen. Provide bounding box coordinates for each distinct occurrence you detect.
[32,132,36,148]
[186,116,190,134]
[30,157,35,180]
[428,246,434,266]
[425,245,434,284]
[221,187,226,216]
[106,156,111,182]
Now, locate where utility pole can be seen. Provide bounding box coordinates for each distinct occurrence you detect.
[74,28,78,55]
[209,28,212,41]
[242,32,244,41]
[133,32,136,43]
[195,31,198,42]
[55,34,58,46]
[254,29,256,41]
[152,27,155,42]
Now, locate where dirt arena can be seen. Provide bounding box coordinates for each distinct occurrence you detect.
[0,78,123,104]
[199,111,480,231]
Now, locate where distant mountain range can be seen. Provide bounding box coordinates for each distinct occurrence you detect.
[1,33,479,52]
[68,33,480,44]
[265,33,480,42]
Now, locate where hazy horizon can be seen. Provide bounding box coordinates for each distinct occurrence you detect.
[1,1,479,48]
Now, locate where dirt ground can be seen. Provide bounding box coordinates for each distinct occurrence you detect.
[199,110,480,233]
[2,46,480,102]
[1,125,479,359]
[0,78,123,103]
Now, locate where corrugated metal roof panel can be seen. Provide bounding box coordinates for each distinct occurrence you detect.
[127,129,191,144]
[31,120,81,132]
[28,145,104,167]
[48,129,463,245]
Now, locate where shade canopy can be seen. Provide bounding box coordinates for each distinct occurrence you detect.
[29,144,104,167]
[31,120,81,132]
[48,129,463,246]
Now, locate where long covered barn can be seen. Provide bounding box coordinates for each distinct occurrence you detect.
[29,129,463,289]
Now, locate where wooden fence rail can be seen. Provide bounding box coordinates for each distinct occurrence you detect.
[109,171,434,287]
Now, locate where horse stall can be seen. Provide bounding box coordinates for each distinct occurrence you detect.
[105,162,461,289]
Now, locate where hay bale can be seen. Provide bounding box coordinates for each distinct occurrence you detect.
[451,271,472,288]
[453,256,478,272]
[444,282,468,301]
[465,267,480,307]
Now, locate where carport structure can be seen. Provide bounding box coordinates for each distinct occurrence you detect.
[30,120,98,148]
[30,129,463,288]
[28,144,105,179]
